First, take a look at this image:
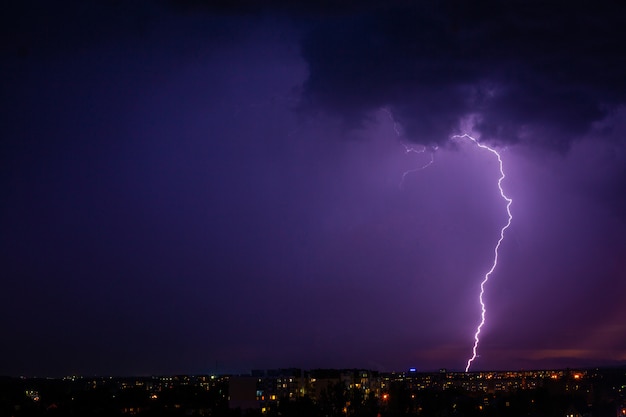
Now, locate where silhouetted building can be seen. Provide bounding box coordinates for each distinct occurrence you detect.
[229,376,258,410]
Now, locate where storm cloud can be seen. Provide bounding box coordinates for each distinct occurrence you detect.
[297,1,626,148]
[1,1,625,375]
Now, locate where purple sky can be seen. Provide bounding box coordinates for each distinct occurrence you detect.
[1,1,626,376]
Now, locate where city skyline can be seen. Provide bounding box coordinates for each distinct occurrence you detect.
[1,1,626,377]
[6,366,624,416]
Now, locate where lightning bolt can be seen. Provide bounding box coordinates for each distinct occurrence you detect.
[382,108,437,187]
[384,111,512,371]
[451,134,513,372]
[400,144,436,188]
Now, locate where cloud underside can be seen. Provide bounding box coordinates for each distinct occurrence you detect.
[297,1,626,148]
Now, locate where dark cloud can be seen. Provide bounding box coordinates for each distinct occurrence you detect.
[0,0,256,62]
[1,0,625,375]
[1,1,157,55]
[297,1,626,148]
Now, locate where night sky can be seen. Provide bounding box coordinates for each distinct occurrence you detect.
[2,1,626,376]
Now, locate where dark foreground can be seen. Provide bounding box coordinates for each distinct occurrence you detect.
[2,367,625,417]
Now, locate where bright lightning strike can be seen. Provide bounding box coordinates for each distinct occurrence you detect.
[384,111,511,370]
[451,134,513,372]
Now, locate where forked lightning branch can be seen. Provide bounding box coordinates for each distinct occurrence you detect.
[391,116,513,372]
